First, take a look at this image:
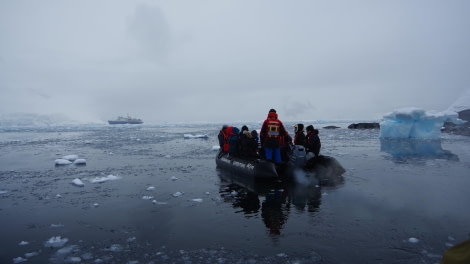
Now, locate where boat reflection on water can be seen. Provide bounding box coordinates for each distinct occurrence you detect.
[217,163,345,236]
[380,138,459,163]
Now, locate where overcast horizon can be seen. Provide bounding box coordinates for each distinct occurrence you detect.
[1,1,469,124]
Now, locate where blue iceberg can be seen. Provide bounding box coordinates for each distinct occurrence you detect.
[379,107,459,139]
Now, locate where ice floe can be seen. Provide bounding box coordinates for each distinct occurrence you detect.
[55,158,72,165]
[142,196,154,200]
[55,154,86,166]
[24,251,40,258]
[152,200,168,205]
[146,186,155,191]
[44,236,69,248]
[183,134,209,139]
[19,241,29,246]
[73,158,86,165]
[172,191,184,197]
[13,257,27,263]
[89,174,121,183]
[62,154,78,161]
[72,178,84,187]
[408,237,420,243]
[191,198,203,202]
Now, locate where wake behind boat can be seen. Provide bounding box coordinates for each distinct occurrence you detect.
[108,115,143,125]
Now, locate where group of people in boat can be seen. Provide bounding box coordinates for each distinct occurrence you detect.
[217,108,321,163]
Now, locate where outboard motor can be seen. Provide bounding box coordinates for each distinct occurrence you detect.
[289,145,307,167]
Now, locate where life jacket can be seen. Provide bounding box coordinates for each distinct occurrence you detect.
[266,113,281,139]
[223,126,232,152]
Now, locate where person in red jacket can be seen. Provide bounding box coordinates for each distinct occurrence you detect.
[260,109,288,163]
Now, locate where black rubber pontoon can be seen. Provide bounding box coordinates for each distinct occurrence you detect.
[215,150,279,179]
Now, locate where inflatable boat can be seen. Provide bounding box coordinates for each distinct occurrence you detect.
[215,150,279,179]
[216,145,346,182]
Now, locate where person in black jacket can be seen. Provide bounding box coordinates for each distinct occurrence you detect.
[306,125,321,157]
[293,123,307,146]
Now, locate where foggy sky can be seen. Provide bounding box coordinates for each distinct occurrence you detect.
[1,0,469,124]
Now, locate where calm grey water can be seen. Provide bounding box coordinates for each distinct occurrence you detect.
[1,122,469,264]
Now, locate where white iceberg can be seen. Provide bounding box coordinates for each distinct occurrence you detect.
[379,107,459,139]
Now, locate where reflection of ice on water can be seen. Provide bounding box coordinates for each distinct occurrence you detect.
[380,138,459,162]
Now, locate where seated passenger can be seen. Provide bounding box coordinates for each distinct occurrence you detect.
[218,125,229,152]
[293,123,307,147]
[306,125,321,157]
[228,126,240,156]
[240,129,259,158]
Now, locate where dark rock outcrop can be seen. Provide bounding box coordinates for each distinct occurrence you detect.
[458,109,470,122]
[348,122,380,129]
[323,126,341,129]
[441,109,470,136]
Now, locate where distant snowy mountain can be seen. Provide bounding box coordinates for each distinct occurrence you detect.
[448,87,470,113]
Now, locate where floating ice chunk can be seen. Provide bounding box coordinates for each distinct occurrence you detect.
[183,134,209,139]
[205,192,211,195]
[73,159,86,165]
[380,107,459,139]
[44,236,69,248]
[72,178,84,187]
[24,251,40,258]
[50,224,64,228]
[19,241,29,246]
[56,245,78,255]
[152,200,168,205]
[212,145,220,151]
[127,237,136,243]
[172,191,183,197]
[93,203,99,207]
[66,256,81,263]
[105,244,123,252]
[62,155,79,161]
[191,198,203,203]
[55,159,72,165]
[164,155,171,159]
[56,194,62,198]
[89,175,121,183]
[408,237,420,243]
[146,186,155,191]
[142,196,154,200]
[277,253,287,257]
[0,190,8,194]
[13,257,27,263]
[170,176,178,181]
